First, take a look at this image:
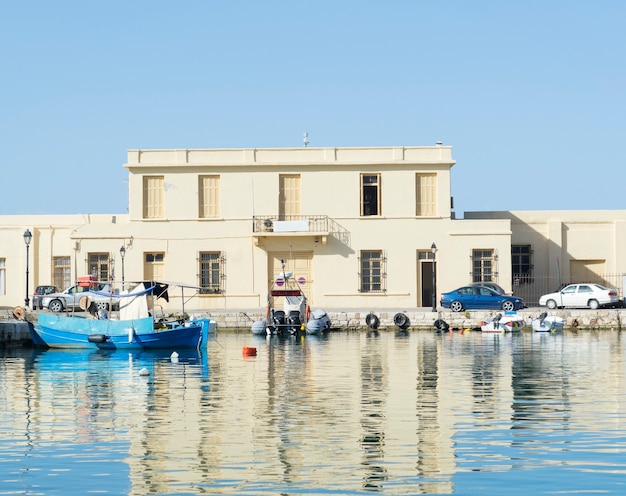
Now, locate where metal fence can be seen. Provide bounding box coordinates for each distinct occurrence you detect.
[510,273,625,306]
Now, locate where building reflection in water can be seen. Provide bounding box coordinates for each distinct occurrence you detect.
[2,330,625,495]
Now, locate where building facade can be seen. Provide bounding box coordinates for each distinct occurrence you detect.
[0,145,623,312]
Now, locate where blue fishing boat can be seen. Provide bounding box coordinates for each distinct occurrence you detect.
[30,282,212,350]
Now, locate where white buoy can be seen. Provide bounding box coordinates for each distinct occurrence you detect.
[139,367,150,376]
[170,351,179,363]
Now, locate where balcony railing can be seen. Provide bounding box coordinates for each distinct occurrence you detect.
[252,215,350,246]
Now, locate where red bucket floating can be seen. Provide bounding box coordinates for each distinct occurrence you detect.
[242,346,257,357]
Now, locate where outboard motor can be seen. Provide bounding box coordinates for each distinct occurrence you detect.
[288,310,301,326]
[273,310,286,325]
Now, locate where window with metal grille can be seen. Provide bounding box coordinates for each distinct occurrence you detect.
[512,245,533,284]
[360,174,381,216]
[472,249,496,283]
[88,253,111,282]
[53,256,71,290]
[199,252,225,294]
[359,250,386,292]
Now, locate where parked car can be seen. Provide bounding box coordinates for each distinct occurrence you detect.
[441,285,525,312]
[32,285,60,310]
[41,284,120,313]
[469,282,507,295]
[539,283,619,310]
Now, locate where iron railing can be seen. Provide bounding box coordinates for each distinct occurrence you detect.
[510,273,625,306]
[252,215,350,246]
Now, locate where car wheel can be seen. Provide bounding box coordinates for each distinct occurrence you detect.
[588,299,599,310]
[49,299,64,313]
[97,301,110,311]
[450,301,464,312]
[546,299,557,310]
[501,301,515,312]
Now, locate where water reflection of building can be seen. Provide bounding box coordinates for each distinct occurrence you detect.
[1,331,625,493]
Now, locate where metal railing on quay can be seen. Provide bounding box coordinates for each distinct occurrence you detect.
[512,273,625,306]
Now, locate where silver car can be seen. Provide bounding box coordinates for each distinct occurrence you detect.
[42,284,120,313]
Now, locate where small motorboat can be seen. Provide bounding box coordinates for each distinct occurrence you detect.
[531,311,565,332]
[251,260,331,336]
[480,312,526,333]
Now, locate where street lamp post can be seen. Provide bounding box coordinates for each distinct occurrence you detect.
[119,245,126,291]
[431,242,437,312]
[23,229,32,308]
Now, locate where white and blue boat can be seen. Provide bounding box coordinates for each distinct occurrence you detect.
[30,281,212,350]
[531,311,566,332]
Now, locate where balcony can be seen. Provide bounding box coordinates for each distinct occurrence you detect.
[252,215,350,246]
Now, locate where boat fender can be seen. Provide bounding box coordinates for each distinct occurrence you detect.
[12,306,25,320]
[87,334,108,343]
[393,312,410,330]
[79,295,92,311]
[365,312,380,330]
[306,305,311,321]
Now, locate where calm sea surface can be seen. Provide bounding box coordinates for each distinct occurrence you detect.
[1,329,625,495]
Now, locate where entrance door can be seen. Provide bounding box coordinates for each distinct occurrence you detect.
[269,251,313,303]
[418,250,436,308]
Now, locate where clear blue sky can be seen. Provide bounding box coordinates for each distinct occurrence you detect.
[2,1,624,216]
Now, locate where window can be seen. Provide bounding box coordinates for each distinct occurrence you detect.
[53,256,71,290]
[472,249,496,283]
[361,174,380,216]
[416,173,437,216]
[0,258,5,295]
[88,253,111,282]
[279,174,301,220]
[199,252,225,294]
[143,176,164,219]
[199,175,220,218]
[359,250,386,293]
[512,245,532,284]
[144,253,165,281]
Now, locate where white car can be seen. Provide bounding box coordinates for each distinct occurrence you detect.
[539,283,619,310]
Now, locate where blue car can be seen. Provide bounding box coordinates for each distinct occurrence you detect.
[440,285,525,312]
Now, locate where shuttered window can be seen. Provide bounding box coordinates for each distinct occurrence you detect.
[143,176,164,219]
[416,173,437,216]
[199,175,220,218]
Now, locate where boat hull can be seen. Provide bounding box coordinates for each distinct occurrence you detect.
[532,316,565,332]
[480,312,526,333]
[32,313,212,350]
[251,312,331,336]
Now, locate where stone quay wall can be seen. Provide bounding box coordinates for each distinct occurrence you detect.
[2,308,625,347]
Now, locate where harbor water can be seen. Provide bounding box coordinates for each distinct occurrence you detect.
[1,329,625,495]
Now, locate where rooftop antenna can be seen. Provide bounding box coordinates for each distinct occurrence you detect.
[303,132,309,148]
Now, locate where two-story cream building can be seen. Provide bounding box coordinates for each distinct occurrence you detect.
[1,144,624,312]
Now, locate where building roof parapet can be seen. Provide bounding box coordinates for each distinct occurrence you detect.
[125,146,455,169]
